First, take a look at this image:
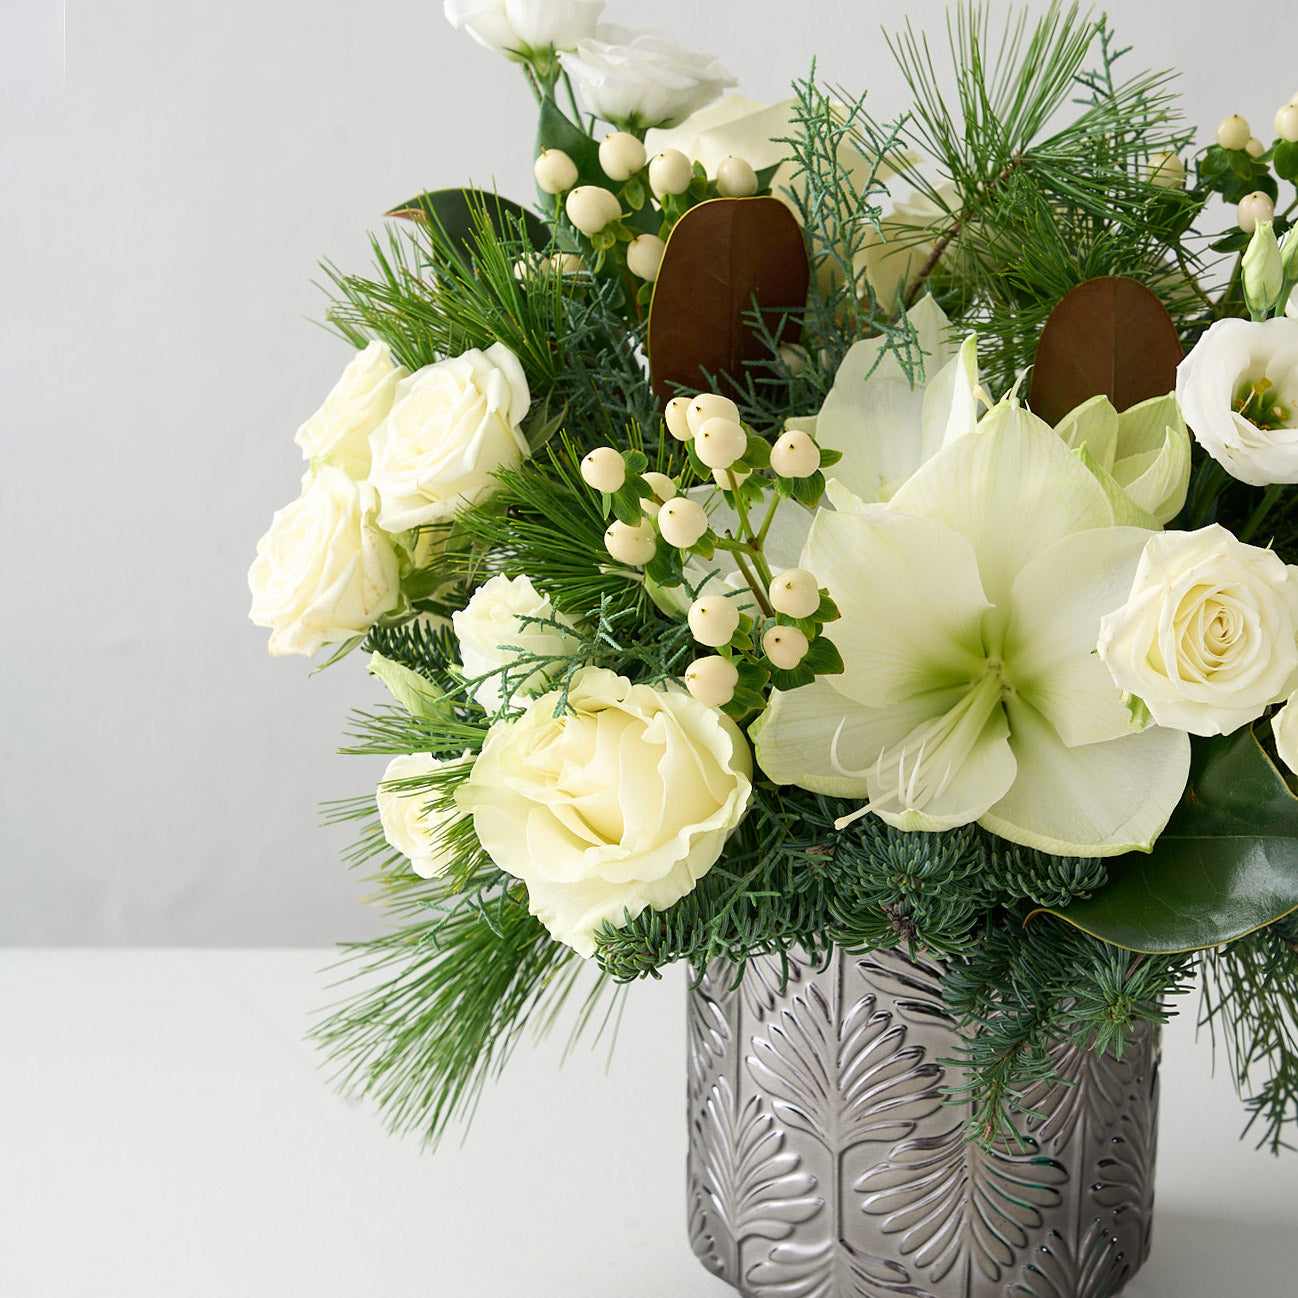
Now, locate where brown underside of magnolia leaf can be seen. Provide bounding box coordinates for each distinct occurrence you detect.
[1029,275,1183,426]
[648,197,810,408]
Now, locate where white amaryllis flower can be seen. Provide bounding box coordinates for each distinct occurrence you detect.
[784,295,981,505]
[451,573,582,712]
[376,752,469,879]
[1176,316,1298,485]
[443,0,602,60]
[457,667,752,957]
[752,402,1191,856]
[1097,524,1298,736]
[560,25,735,130]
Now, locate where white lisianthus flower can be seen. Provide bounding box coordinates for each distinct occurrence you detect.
[376,752,470,879]
[1175,316,1298,485]
[369,342,531,533]
[443,0,602,60]
[752,401,1191,856]
[560,25,735,130]
[784,295,980,505]
[452,573,582,712]
[456,667,753,957]
[294,341,408,479]
[1097,524,1298,736]
[248,467,402,657]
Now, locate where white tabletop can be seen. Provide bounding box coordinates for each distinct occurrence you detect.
[1,949,1294,1296]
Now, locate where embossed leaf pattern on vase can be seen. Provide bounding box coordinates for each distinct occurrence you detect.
[1008,1219,1136,1298]
[744,1234,937,1298]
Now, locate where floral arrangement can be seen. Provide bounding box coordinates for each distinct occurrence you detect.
[250,0,1298,1152]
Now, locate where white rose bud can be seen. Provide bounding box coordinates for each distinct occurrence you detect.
[599,131,647,181]
[534,148,579,195]
[580,445,627,492]
[1275,104,1298,144]
[649,148,693,197]
[715,154,758,197]
[686,392,739,436]
[688,594,741,647]
[376,753,467,878]
[566,184,622,235]
[604,518,656,565]
[1238,191,1276,234]
[684,655,739,708]
[641,471,677,503]
[626,233,667,281]
[664,395,693,440]
[1146,151,1186,189]
[694,416,748,469]
[1246,136,1267,159]
[768,568,821,619]
[658,497,709,548]
[770,428,821,478]
[763,624,810,670]
[1216,114,1251,151]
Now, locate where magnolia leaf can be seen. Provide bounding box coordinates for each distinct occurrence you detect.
[1028,277,1183,427]
[368,651,452,722]
[386,187,551,260]
[535,99,602,191]
[648,197,809,407]
[1031,727,1298,952]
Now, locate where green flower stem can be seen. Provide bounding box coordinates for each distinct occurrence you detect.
[754,495,784,549]
[1239,483,1287,544]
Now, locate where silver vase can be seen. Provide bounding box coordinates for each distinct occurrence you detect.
[686,947,1158,1298]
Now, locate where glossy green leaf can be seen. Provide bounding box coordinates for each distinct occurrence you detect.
[1031,727,1298,952]
[386,187,551,259]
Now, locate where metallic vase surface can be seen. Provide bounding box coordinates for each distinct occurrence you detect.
[686,948,1158,1298]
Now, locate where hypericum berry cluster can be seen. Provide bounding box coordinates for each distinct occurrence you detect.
[577,390,846,715]
[1201,103,1298,243]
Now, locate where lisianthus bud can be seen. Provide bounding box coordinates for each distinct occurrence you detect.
[1246,136,1267,159]
[715,155,758,198]
[768,568,821,619]
[763,624,809,670]
[566,184,622,235]
[684,655,738,708]
[604,518,656,565]
[694,416,748,469]
[657,497,708,548]
[688,594,741,647]
[686,392,739,436]
[1281,229,1298,282]
[649,149,693,198]
[599,131,648,181]
[1216,114,1251,151]
[770,429,821,478]
[664,396,693,440]
[1146,151,1185,189]
[534,149,578,195]
[1243,220,1284,316]
[1276,104,1298,144]
[581,446,627,492]
[626,233,667,281]
[1238,191,1276,234]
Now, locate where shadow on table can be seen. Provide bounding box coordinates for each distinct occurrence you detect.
[1124,1209,1294,1296]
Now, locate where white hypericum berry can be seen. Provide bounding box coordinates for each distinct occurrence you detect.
[694,416,748,469]
[604,518,656,566]
[1238,191,1277,234]
[778,343,808,377]
[715,155,758,198]
[684,655,739,708]
[1276,104,1298,144]
[649,149,693,198]
[657,497,709,548]
[626,233,667,282]
[540,252,586,276]
[713,466,751,488]
[565,185,622,235]
[599,131,647,181]
[688,595,741,647]
[1216,114,1251,151]
[686,392,740,436]
[641,472,677,503]
[768,568,821,619]
[1146,151,1186,189]
[534,149,578,195]
[664,396,693,441]
[580,446,627,493]
[770,429,821,478]
[763,624,810,670]
[1246,136,1267,159]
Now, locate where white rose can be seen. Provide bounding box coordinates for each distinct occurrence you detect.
[560,25,735,130]
[376,753,469,879]
[369,342,531,533]
[294,341,407,479]
[456,667,753,957]
[249,467,402,657]
[452,573,582,712]
[1175,316,1298,486]
[1098,524,1298,735]
[443,0,603,59]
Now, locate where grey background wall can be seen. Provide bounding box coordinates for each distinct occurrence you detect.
[2,0,1275,944]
